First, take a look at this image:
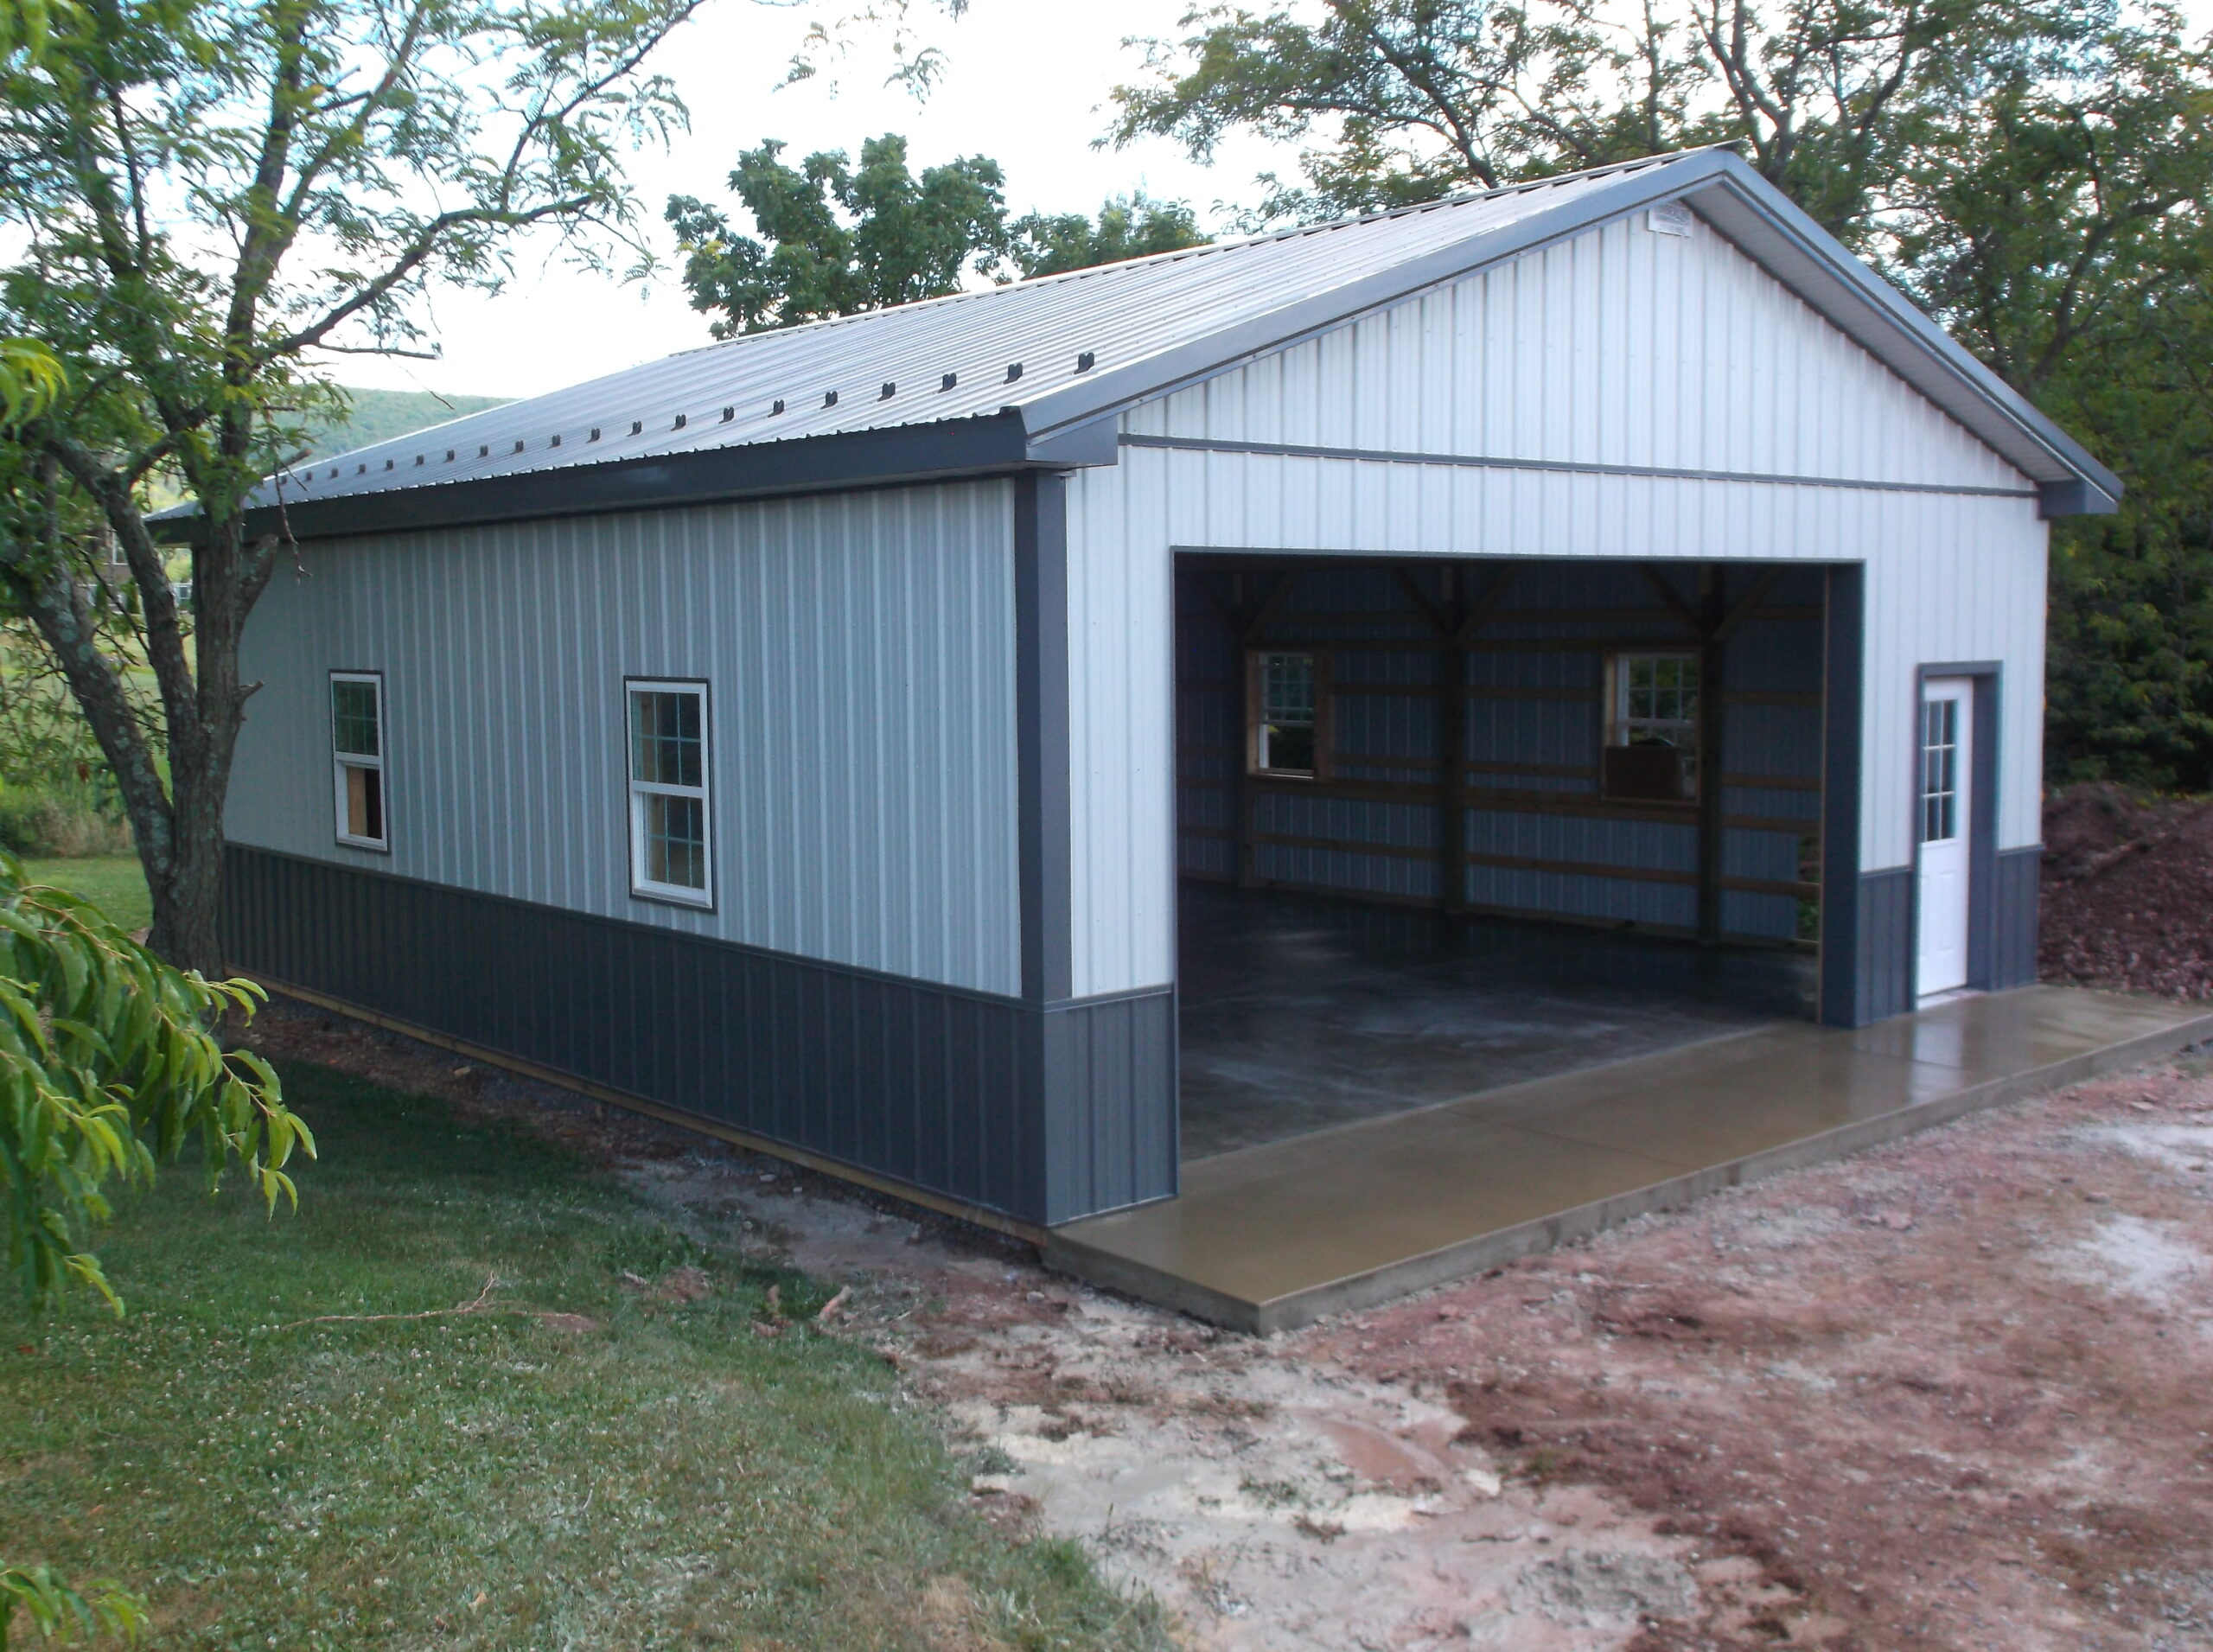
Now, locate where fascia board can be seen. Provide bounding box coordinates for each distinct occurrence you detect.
[156,410,1044,544]
[1679,167,2121,514]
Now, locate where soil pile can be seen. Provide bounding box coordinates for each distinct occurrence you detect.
[2043,783,2213,997]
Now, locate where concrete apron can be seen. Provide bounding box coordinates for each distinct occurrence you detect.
[1045,985,2213,1335]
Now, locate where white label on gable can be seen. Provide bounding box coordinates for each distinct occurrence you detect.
[1648,202,1695,238]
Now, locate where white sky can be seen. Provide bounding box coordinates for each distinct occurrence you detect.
[330,0,1285,400]
[326,0,2213,403]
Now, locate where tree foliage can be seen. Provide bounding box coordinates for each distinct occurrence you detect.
[0,855,309,1311]
[1114,0,2213,787]
[669,136,1211,335]
[1009,193,1211,278]
[0,0,706,977]
[669,135,1015,335]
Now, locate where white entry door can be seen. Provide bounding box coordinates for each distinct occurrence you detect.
[1916,679,1974,997]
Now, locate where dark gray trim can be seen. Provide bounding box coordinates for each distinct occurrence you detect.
[1818,564,1865,1026]
[1993,845,2042,989]
[1912,661,2002,998]
[163,412,1101,546]
[1041,989,1179,1223]
[1121,433,2038,502]
[1015,472,1073,1006]
[2038,479,2119,518]
[221,843,1174,1223]
[1854,868,1916,1023]
[1676,166,2120,510]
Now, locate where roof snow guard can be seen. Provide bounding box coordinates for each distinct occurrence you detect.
[159,148,2118,544]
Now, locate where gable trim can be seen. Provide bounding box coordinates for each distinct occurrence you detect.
[1119,434,2040,502]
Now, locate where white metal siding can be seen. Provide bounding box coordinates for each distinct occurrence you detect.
[228,481,1022,997]
[1066,214,2048,997]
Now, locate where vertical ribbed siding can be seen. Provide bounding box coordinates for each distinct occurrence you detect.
[1076,207,2050,911]
[228,481,1022,997]
[224,844,1177,1223]
[1994,846,2042,989]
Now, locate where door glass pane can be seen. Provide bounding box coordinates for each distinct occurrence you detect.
[1921,698,1958,843]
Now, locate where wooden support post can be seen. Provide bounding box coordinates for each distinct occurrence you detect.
[1236,571,1297,889]
[1437,564,1470,913]
[1697,564,1727,945]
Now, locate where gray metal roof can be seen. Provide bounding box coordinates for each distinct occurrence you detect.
[187,147,2119,533]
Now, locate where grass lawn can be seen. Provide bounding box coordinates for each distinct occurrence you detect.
[22,852,151,934]
[1,1062,1164,1650]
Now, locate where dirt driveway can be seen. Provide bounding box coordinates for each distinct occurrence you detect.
[250,1002,2213,1650]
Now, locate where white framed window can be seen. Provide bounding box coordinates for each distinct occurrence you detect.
[1251,649,1319,777]
[1604,650,1700,801]
[329,671,388,850]
[626,679,711,907]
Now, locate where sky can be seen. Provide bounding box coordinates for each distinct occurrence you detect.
[331,0,1286,401]
[328,0,2213,404]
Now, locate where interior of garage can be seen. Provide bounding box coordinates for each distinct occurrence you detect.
[1173,553,1827,1160]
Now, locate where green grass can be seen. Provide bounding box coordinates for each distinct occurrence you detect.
[1,1064,1163,1650]
[23,853,151,933]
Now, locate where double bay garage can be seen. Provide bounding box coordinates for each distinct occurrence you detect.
[201,148,2119,1263]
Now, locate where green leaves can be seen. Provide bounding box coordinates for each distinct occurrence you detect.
[0,1564,146,1651]
[667,135,1212,335]
[0,852,312,1313]
[669,134,1013,335]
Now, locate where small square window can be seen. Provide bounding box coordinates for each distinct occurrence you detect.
[329,672,387,849]
[627,681,711,905]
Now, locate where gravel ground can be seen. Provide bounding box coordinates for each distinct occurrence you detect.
[246,997,2213,1650]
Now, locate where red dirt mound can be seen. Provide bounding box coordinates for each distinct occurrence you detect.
[2042,783,2213,998]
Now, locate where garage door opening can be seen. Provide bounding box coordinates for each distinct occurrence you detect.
[1175,553,1825,1160]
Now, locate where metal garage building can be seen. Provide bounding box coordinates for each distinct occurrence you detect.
[201,147,2120,1234]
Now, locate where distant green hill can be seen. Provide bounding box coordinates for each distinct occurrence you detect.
[304,386,511,460]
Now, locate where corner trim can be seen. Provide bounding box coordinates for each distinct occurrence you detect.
[1015,473,1074,1006]
[1818,564,1866,1025]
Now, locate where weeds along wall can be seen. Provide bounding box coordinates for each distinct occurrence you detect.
[1174,558,1823,941]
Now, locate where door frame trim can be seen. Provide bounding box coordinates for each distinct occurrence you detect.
[1911,661,2000,1001]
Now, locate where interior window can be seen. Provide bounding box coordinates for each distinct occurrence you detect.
[330,673,387,849]
[1604,651,1700,800]
[628,681,711,904]
[1254,651,1317,776]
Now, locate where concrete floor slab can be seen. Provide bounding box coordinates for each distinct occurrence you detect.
[1049,985,2213,1333]
[1178,885,1814,1158]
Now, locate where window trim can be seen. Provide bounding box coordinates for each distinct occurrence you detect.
[1602,647,1702,803]
[623,675,715,910]
[328,669,389,853]
[1247,647,1330,781]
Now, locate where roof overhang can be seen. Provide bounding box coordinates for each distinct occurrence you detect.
[152,408,1116,545]
[157,148,2117,543]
